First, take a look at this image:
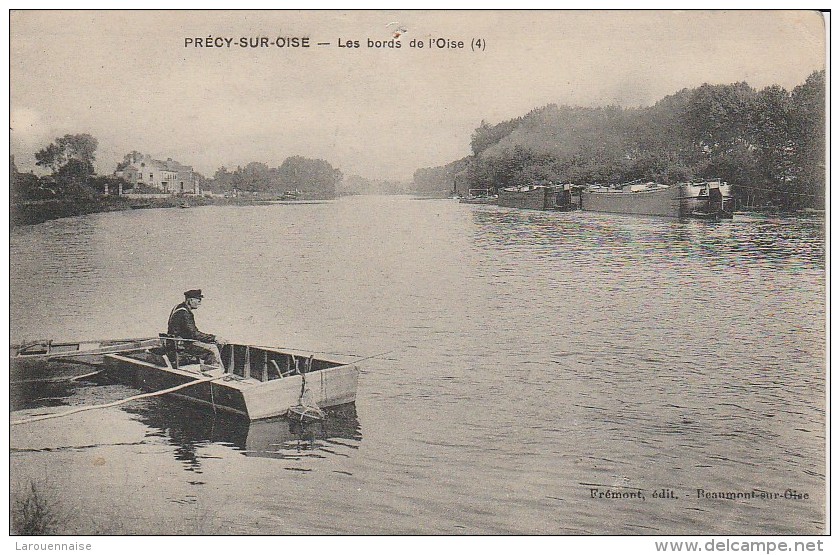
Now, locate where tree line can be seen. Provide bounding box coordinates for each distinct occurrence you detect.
[11,134,343,201]
[414,70,825,209]
[11,133,131,202]
[205,157,342,198]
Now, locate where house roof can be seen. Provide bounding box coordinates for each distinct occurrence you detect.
[122,155,194,174]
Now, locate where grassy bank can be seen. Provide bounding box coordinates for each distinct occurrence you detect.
[12,197,131,226]
[8,191,351,227]
[9,195,262,227]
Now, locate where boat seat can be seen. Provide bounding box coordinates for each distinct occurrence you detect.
[159,333,199,369]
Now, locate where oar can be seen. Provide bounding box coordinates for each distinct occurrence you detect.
[11,374,223,426]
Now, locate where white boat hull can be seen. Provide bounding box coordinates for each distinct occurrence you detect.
[104,346,359,420]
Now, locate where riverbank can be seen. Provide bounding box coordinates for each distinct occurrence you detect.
[9,195,276,227]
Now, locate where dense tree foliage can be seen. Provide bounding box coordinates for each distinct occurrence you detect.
[35,134,98,173]
[15,134,107,201]
[790,70,826,207]
[416,71,825,209]
[277,156,342,198]
[204,156,342,198]
[10,155,50,201]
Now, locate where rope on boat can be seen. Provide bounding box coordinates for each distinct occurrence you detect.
[288,355,326,423]
[11,375,222,426]
[288,404,326,422]
[11,369,104,385]
[285,349,395,422]
[209,375,217,415]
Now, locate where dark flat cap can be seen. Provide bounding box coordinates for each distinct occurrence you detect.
[184,289,204,299]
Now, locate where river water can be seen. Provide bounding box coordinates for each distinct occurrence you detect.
[9,196,826,535]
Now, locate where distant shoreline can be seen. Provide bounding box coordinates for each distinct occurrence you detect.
[8,195,277,227]
[10,193,822,228]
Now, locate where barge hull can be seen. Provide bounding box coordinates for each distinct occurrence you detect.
[581,186,681,217]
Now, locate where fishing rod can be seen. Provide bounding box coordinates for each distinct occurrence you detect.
[158,337,398,364]
[220,340,397,362]
[345,350,396,364]
[10,336,155,350]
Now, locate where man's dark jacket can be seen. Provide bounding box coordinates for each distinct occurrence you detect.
[167,302,215,343]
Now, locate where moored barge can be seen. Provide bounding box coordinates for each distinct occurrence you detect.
[580,180,734,219]
[497,184,578,211]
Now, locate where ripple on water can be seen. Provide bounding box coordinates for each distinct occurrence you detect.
[10,199,825,534]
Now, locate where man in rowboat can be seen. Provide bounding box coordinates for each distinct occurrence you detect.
[167,289,225,366]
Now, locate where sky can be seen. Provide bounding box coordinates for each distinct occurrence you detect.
[9,10,827,182]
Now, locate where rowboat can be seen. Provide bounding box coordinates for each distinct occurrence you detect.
[458,188,498,204]
[103,340,360,421]
[459,195,498,205]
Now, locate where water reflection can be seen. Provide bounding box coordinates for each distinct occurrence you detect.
[468,208,825,269]
[10,360,99,411]
[125,399,362,470]
[11,359,363,470]
[244,403,361,459]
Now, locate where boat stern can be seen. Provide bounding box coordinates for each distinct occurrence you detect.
[241,362,360,420]
[679,180,735,219]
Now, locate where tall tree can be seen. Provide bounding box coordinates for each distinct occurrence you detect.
[239,161,274,192]
[277,156,342,197]
[34,143,64,172]
[35,133,98,173]
[209,166,233,192]
[790,70,826,208]
[748,85,796,206]
[686,82,755,149]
